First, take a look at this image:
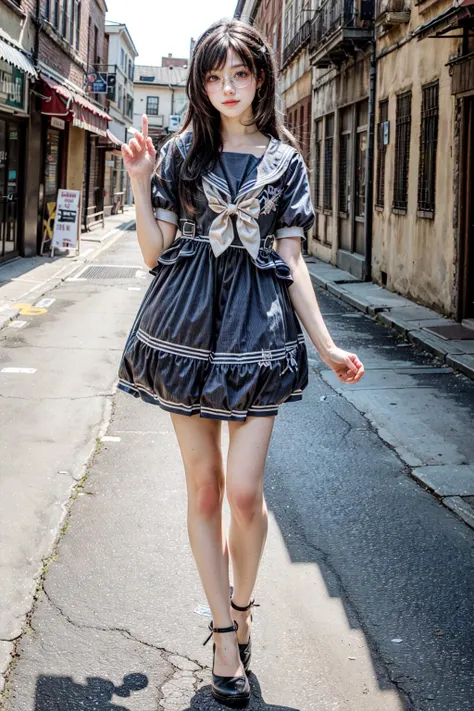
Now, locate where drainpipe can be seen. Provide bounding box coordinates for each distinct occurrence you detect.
[34,0,40,65]
[363,32,377,282]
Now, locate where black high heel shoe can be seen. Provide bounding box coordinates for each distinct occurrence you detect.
[230,599,259,675]
[203,620,250,707]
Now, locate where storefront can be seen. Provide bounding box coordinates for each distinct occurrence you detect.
[39,72,114,247]
[0,46,37,263]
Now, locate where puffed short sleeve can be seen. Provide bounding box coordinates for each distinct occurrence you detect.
[151,139,180,226]
[275,151,315,239]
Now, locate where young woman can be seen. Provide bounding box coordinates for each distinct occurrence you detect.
[119,18,364,708]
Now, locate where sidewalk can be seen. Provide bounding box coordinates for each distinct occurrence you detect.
[306,258,474,381]
[1,228,473,710]
[0,209,136,331]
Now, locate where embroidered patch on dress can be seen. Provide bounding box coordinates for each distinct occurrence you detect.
[259,185,282,215]
[258,350,273,367]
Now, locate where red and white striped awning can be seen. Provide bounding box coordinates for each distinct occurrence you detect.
[40,73,112,136]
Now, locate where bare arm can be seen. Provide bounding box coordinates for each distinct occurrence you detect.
[122,115,177,270]
[130,174,177,269]
[275,237,364,383]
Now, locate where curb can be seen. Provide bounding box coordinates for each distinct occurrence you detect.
[0,220,136,333]
[306,261,474,382]
[306,258,474,532]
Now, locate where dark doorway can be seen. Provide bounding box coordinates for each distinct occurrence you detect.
[0,116,23,262]
[459,96,474,322]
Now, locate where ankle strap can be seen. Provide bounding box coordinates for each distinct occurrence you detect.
[230,598,259,612]
[203,620,238,646]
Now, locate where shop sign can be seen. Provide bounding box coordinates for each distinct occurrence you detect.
[51,117,65,130]
[86,71,108,94]
[51,189,81,250]
[0,59,25,112]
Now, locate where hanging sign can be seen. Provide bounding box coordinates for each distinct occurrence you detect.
[86,72,108,94]
[51,189,81,250]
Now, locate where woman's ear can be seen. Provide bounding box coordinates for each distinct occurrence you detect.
[257,70,265,89]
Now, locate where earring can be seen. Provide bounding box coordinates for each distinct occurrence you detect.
[257,87,263,99]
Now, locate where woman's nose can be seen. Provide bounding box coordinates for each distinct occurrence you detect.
[222,79,235,95]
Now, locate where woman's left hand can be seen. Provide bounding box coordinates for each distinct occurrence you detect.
[321,346,365,383]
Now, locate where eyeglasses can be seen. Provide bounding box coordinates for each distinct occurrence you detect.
[205,69,254,93]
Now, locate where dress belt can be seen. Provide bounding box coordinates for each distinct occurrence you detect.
[178,219,274,252]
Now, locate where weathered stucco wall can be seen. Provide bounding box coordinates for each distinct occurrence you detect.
[373,10,459,315]
[309,54,370,261]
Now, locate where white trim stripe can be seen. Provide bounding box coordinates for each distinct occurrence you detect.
[275,226,305,239]
[154,208,179,226]
[136,329,304,363]
[118,378,303,418]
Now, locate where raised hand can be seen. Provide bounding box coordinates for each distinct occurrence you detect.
[121,114,156,180]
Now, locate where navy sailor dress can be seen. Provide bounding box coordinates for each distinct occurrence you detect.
[117,131,315,421]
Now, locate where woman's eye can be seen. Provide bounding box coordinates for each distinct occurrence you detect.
[207,75,219,83]
[235,71,249,79]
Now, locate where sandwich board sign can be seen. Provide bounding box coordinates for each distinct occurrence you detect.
[51,189,81,254]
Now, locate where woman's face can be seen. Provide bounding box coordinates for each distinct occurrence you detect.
[204,48,263,119]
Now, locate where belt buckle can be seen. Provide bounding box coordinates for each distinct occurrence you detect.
[181,220,196,238]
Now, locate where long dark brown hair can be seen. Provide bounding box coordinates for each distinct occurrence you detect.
[160,18,299,214]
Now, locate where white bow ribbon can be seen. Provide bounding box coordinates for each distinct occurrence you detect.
[202,178,262,260]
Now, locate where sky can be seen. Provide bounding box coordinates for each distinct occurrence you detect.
[105,0,238,66]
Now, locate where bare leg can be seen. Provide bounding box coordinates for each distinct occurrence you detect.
[226,416,275,645]
[170,413,244,677]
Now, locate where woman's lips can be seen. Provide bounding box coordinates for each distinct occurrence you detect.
[223,100,239,106]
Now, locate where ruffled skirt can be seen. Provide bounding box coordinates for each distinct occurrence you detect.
[117,236,308,421]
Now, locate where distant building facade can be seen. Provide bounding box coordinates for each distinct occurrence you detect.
[104,21,138,209]
[133,62,188,146]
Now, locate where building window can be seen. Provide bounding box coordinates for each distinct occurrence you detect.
[126,95,133,118]
[118,85,122,111]
[44,0,50,21]
[323,114,334,212]
[121,48,125,69]
[315,119,322,209]
[75,0,81,50]
[53,0,60,28]
[128,59,133,80]
[418,81,439,215]
[146,96,159,115]
[393,91,412,212]
[339,132,350,215]
[61,0,67,37]
[376,99,389,208]
[355,130,367,218]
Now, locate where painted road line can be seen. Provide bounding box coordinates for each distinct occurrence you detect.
[128,287,142,291]
[35,297,56,308]
[8,321,27,328]
[1,367,37,374]
[101,436,121,442]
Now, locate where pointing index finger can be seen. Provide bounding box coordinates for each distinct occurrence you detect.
[142,114,148,140]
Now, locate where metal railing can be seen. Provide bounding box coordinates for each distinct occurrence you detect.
[282,19,313,66]
[376,0,406,16]
[310,0,358,47]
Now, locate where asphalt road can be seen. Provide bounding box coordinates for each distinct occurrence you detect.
[1,229,473,711]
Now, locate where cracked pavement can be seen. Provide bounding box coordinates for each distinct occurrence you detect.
[1,230,474,710]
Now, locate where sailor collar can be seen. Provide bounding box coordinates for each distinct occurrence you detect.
[174,132,296,200]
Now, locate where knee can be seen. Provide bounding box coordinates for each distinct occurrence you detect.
[227,485,263,524]
[189,464,224,519]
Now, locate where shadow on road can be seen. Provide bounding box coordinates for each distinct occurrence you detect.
[34,672,298,710]
[35,673,148,710]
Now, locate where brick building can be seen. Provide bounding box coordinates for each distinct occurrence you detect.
[0,0,118,262]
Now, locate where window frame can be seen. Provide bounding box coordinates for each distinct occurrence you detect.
[146,96,159,116]
[417,81,439,218]
[393,90,412,214]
